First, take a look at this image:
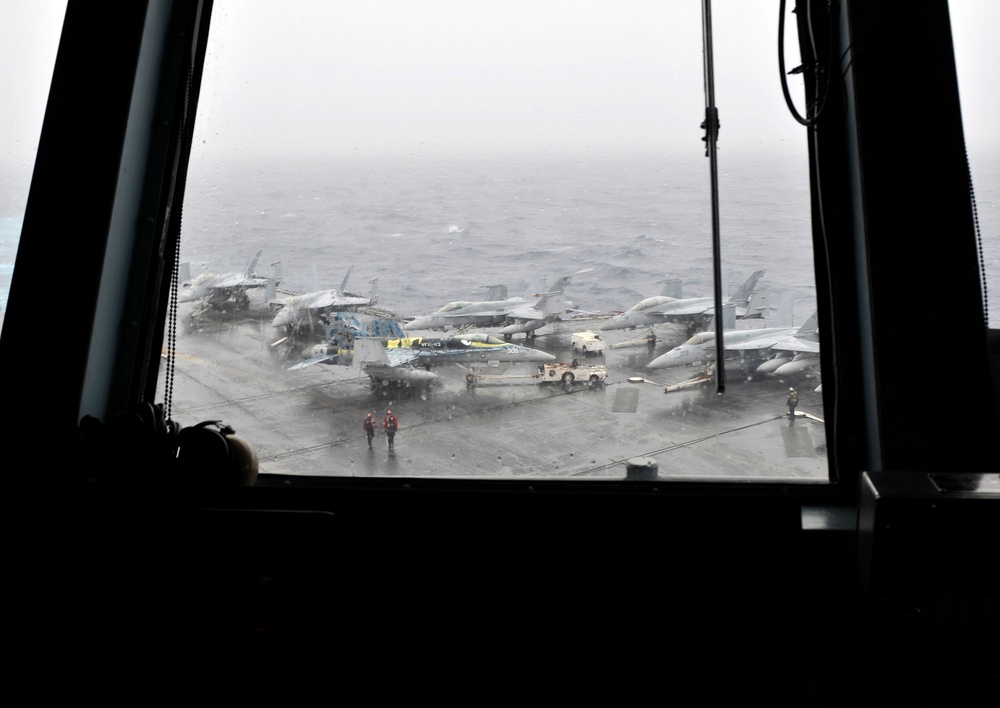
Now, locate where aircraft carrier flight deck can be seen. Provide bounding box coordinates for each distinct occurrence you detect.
[157,303,828,482]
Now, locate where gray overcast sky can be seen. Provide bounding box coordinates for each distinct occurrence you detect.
[198,0,808,158]
[2,1,998,163]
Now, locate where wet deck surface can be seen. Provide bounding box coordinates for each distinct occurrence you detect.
[157,306,828,481]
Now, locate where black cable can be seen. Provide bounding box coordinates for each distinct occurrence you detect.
[779,0,835,127]
[779,0,812,126]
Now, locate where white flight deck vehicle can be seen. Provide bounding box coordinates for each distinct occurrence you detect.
[571,331,605,355]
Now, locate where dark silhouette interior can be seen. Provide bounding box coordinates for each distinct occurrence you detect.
[2,1,996,702]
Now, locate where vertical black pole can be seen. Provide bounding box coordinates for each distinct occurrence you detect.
[702,0,725,393]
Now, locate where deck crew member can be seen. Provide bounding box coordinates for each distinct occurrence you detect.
[786,387,799,423]
[362,411,377,449]
[383,409,399,449]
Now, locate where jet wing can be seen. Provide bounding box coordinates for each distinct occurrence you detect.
[242,276,271,289]
[198,273,242,289]
[771,335,821,354]
[654,298,714,317]
[380,339,474,366]
[503,302,554,322]
[723,327,799,351]
[383,347,421,367]
[300,290,370,309]
[287,351,339,370]
[199,273,270,290]
[386,335,555,364]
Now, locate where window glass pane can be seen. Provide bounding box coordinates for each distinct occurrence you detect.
[161,1,828,480]
[950,0,1000,328]
[0,2,67,337]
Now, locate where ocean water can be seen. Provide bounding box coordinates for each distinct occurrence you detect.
[176,150,819,322]
[4,147,997,333]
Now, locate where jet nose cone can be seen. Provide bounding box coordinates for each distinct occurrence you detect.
[531,349,557,362]
[510,345,556,362]
[600,316,623,331]
[404,318,428,331]
[646,351,675,370]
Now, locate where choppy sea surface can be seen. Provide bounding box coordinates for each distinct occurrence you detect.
[176,150,821,322]
[3,148,998,331]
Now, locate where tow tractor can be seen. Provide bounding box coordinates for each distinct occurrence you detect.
[463,361,607,386]
[537,361,607,385]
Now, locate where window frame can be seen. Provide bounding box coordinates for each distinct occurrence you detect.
[2,0,995,505]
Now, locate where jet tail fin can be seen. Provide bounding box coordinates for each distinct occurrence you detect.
[535,290,567,316]
[353,337,391,369]
[245,250,262,277]
[265,279,277,302]
[796,310,819,336]
[729,270,765,305]
[773,292,794,327]
[660,278,683,298]
[548,275,571,294]
[744,290,769,319]
[722,302,736,330]
[531,275,571,315]
[706,303,737,331]
[179,261,191,284]
[485,284,508,301]
[340,265,354,294]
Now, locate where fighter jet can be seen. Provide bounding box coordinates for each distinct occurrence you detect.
[600,270,767,334]
[404,276,576,338]
[380,334,554,387]
[292,330,554,389]
[647,300,817,371]
[380,334,554,366]
[740,313,820,376]
[286,312,406,369]
[268,266,376,331]
[495,282,576,339]
[353,334,553,386]
[178,250,276,313]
